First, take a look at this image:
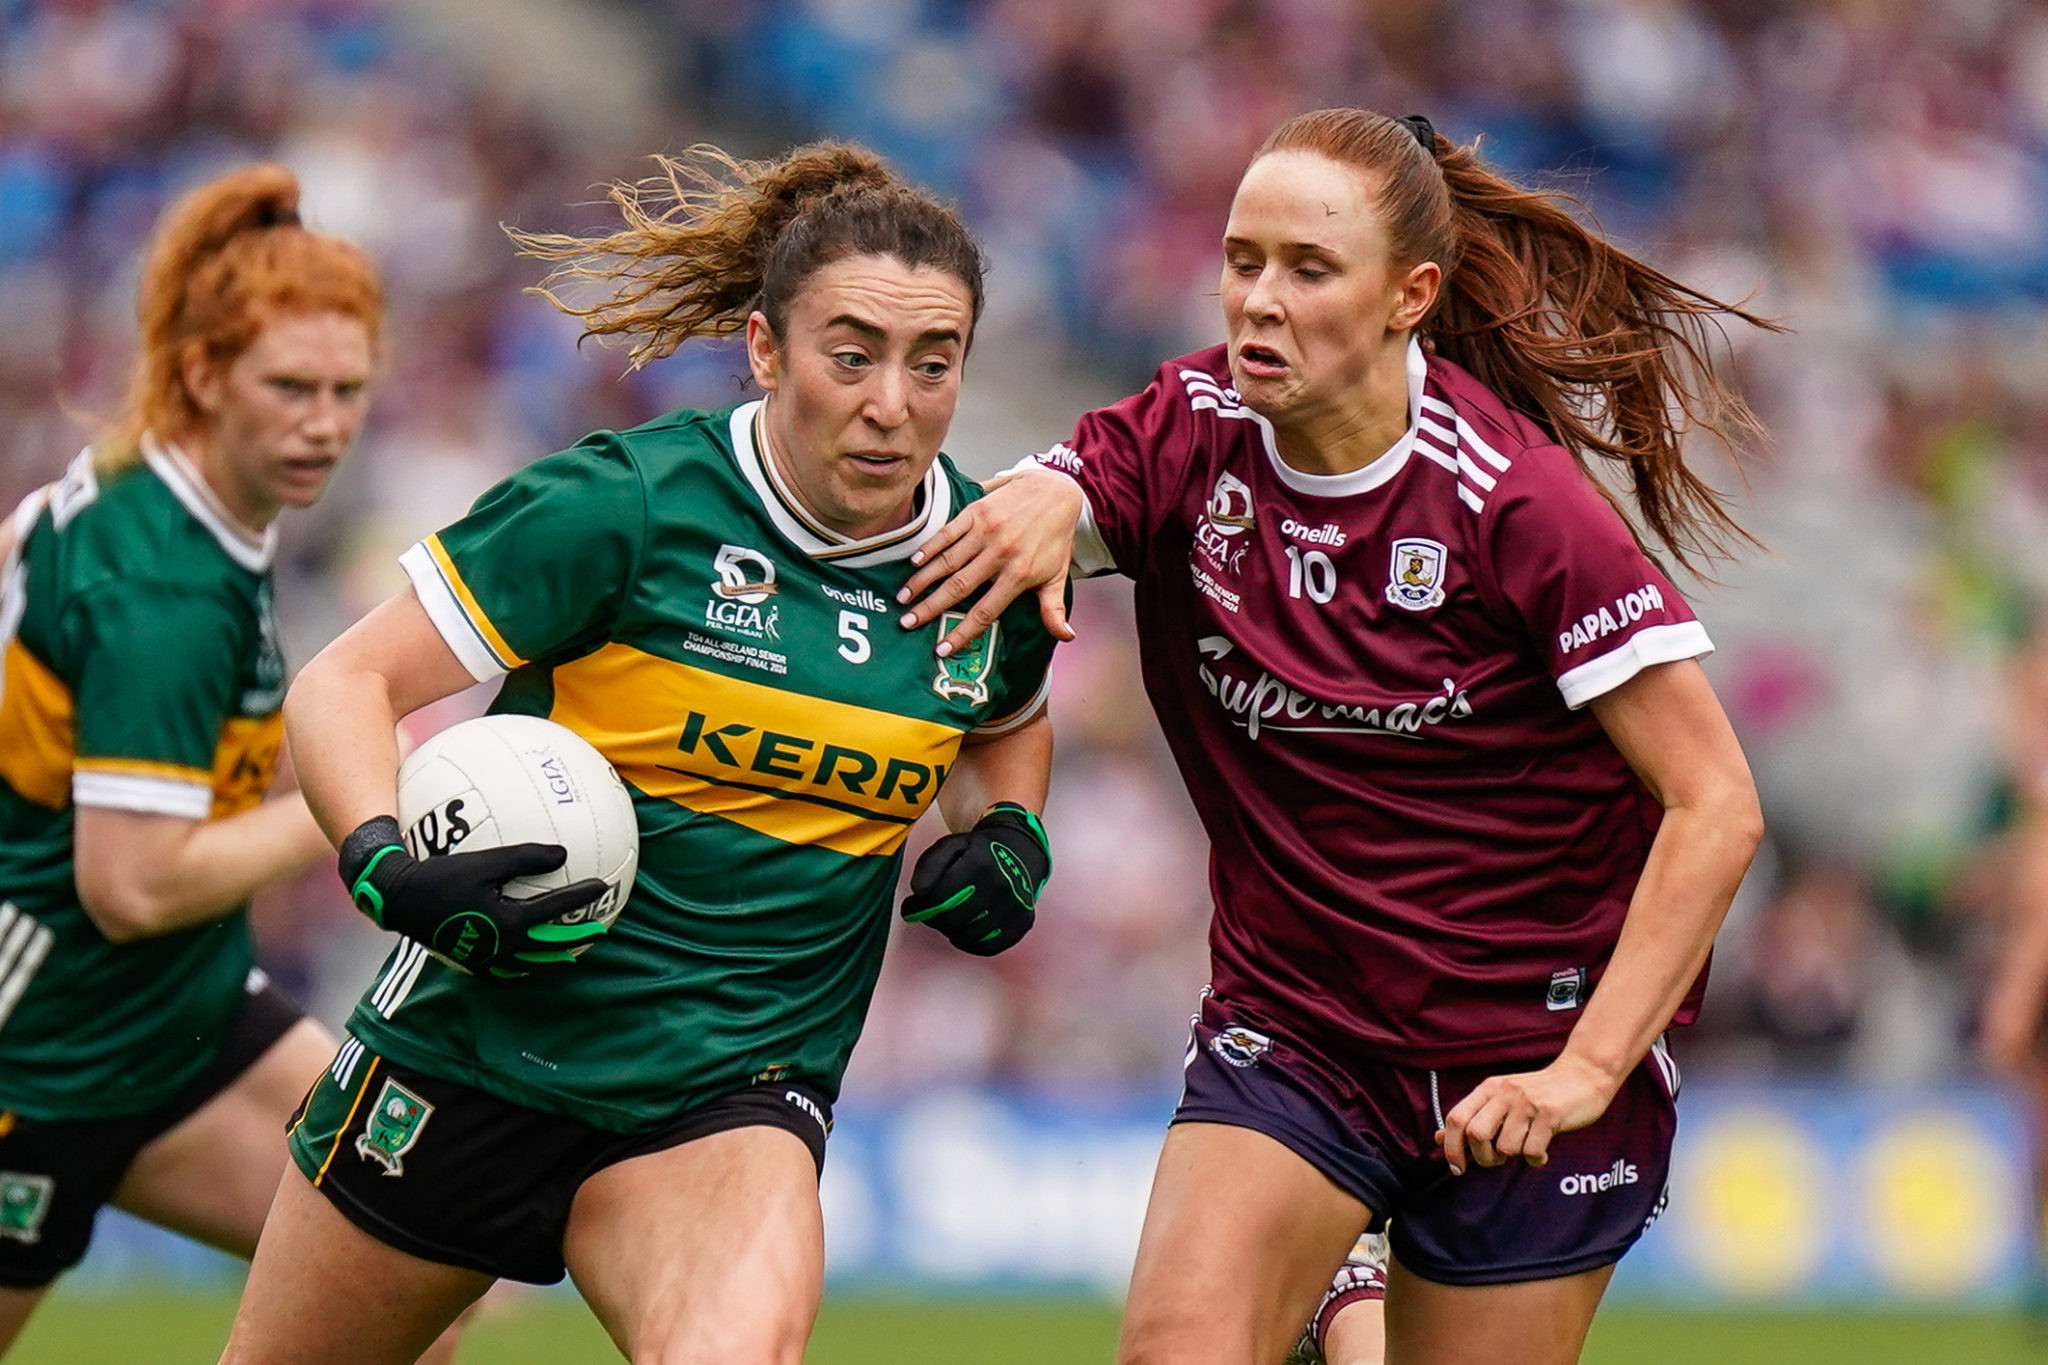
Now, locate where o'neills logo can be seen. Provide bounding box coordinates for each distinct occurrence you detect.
[1558,1160,1639,1196]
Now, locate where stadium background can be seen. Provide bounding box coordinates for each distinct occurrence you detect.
[6,0,2048,1360]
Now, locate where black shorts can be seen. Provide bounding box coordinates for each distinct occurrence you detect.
[1173,1005,1679,1286]
[0,973,305,1288]
[286,1037,835,1285]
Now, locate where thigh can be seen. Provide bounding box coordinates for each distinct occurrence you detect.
[1118,1122,1369,1365]
[563,1126,823,1365]
[218,1167,491,1365]
[114,1018,334,1258]
[0,1284,45,1358]
[1384,1258,1611,1365]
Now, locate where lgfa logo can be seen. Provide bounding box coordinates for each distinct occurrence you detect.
[1558,1159,1638,1196]
[1205,470,1256,534]
[708,544,780,640]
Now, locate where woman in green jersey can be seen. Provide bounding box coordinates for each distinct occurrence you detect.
[0,166,403,1353]
[222,143,1061,1365]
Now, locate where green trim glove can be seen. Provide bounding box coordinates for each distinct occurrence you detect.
[337,815,610,979]
[900,802,1050,957]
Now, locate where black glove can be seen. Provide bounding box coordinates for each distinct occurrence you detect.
[900,802,1051,957]
[338,816,609,978]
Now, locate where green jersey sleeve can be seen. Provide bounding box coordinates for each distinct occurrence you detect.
[399,434,647,681]
[69,580,243,819]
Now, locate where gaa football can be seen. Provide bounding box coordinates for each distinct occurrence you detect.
[395,714,639,944]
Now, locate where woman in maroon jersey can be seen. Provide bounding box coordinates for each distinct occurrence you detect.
[900,109,1769,1365]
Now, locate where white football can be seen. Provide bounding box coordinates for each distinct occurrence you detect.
[395,714,638,952]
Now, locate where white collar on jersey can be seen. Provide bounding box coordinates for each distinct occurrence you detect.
[140,435,278,573]
[726,399,954,566]
[1254,336,1427,498]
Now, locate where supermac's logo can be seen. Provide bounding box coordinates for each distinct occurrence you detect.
[1385,537,1448,611]
[933,613,997,706]
[707,544,780,640]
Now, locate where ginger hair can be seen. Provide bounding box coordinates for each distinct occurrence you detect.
[100,164,382,472]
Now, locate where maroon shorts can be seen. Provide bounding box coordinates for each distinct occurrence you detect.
[1171,997,1678,1286]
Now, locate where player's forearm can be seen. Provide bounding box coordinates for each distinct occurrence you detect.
[1559,782,1762,1087]
[939,711,1052,832]
[75,796,331,941]
[1988,808,2048,1017]
[150,797,330,927]
[283,650,406,846]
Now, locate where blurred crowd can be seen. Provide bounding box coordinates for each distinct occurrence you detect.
[7,0,2048,1100]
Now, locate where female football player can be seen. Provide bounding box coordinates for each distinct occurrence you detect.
[899,108,1768,1365]
[220,142,1060,1365]
[0,165,418,1354]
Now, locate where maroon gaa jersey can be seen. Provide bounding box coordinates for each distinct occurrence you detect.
[1030,341,1714,1069]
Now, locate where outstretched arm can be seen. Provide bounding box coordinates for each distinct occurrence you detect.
[1439,659,1762,1173]
[897,468,1083,658]
[1982,800,2048,1075]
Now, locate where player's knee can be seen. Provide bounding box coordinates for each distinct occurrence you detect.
[629,1310,807,1365]
[1118,1309,1249,1365]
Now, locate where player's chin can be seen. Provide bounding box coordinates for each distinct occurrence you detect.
[270,462,340,508]
[1227,369,1301,418]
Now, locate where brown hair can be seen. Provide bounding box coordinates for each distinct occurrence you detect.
[100,164,383,472]
[508,142,987,370]
[1257,109,1778,573]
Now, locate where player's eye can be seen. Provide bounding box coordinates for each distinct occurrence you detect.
[1296,263,1332,282]
[268,377,316,398]
[832,350,871,371]
[914,359,952,380]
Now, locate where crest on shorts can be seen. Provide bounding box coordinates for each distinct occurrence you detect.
[933,613,997,706]
[1545,966,1588,1012]
[0,1172,53,1244]
[1385,537,1448,611]
[355,1079,434,1177]
[1209,1025,1273,1069]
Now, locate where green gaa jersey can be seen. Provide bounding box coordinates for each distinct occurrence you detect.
[353,401,1056,1132]
[0,440,287,1120]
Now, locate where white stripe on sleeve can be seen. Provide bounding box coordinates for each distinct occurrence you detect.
[398,542,507,684]
[1555,621,1714,710]
[72,771,213,819]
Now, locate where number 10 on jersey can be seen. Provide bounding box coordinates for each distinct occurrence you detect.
[1284,545,1337,604]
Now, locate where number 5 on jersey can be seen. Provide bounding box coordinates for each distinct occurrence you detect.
[837,610,871,664]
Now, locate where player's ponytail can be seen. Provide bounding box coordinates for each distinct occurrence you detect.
[1257,109,1778,575]
[98,164,382,474]
[512,141,986,370]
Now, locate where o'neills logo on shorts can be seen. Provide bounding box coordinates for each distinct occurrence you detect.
[1558,1159,1638,1196]
[1210,1025,1273,1068]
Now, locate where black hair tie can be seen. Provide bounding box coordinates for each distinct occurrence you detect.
[1393,113,1436,153]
